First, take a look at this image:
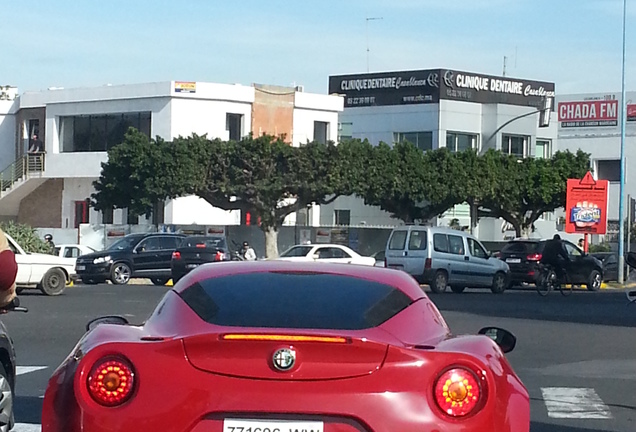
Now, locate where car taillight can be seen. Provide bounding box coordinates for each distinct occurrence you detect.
[87,357,135,407]
[214,251,223,261]
[425,258,432,269]
[172,251,181,260]
[434,367,482,417]
[526,253,542,261]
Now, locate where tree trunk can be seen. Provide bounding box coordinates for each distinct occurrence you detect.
[470,202,479,237]
[520,225,533,239]
[263,226,279,259]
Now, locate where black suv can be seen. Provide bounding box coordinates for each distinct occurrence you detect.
[498,238,603,291]
[75,233,186,285]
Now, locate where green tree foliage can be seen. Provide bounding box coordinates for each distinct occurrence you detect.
[0,221,49,253]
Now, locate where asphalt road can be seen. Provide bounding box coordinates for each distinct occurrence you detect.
[2,283,635,432]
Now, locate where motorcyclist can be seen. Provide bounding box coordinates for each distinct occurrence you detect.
[242,241,257,261]
[44,233,55,255]
[540,234,571,285]
[0,228,18,309]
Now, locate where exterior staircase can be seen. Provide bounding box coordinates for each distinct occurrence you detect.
[0,153,46,216]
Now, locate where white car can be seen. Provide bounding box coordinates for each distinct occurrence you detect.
[54,244,97,260]
[277,244,376,266]
[5,233,76,296]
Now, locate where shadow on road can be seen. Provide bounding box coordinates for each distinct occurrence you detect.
[427,289,636,328]
[15,395,43,424]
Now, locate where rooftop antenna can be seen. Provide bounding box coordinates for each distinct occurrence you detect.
[503,56,508,76]
[366,16,383,72]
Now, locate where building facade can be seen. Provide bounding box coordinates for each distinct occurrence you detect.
[0,81,343,228]
[322,68,559,241]
[555,91,636,241]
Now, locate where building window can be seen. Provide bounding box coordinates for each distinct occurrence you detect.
[446,132,478,153]
[74,200,89,228]
[535,139,551,158]
[314,121,329,144]
[502,134,528,158]
[60,112,151,152]
[334,209,351,226]
[596,159,621,182]
[338,122,352,141]
[102,207,114,224]
[226,113,243,141]
[393,131,433,151]
[126,209,139,225]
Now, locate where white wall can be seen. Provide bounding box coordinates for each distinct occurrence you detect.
[292,109,339,146]
[0,102,16,171]
[164,196,240,225]
[170,98,252,140]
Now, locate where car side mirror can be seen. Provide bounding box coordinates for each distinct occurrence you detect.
[478,327,516,353]
[627,289,636,304]
[86,315,130,332]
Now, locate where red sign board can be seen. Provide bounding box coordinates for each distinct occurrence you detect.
[628,103,636,122]
[565,172,609,234]
[558,100,618,128]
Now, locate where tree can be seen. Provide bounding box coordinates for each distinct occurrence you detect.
[479,150,591,238]
[360,142,460,223]
[92,130,350,258]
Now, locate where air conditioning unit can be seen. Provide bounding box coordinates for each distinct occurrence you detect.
[295,85,304,92]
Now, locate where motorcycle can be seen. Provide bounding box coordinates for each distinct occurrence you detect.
[0,297,27,431]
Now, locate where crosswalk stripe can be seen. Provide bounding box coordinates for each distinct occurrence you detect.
[16,366,48,376]
[13,423,41,432]
[541,387,612,419]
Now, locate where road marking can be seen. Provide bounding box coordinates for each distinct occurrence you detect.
[13,423,41,432]
[541,387,612,419]
[16,366,48,376]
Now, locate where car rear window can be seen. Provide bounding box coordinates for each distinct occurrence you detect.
[388,231,408,250]
[179,272,413,330]
[280,246,313,257]
[501,242,540,253]
[181,236,227,249]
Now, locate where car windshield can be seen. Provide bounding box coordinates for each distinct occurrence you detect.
[179,272,413,330]
[107,236,143,251]
[280,246,313,257]
[181,236,227,249]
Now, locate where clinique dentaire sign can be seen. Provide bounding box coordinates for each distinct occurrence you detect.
[328,69,555,108]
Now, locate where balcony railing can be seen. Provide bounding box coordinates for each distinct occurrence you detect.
[0,153,45,196]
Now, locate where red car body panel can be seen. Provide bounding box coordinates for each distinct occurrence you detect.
[42,261,529,432]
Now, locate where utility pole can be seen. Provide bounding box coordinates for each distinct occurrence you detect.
[366,17,383,72]
[618,0,628,284]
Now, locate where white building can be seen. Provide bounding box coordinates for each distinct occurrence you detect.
[556,91,636,239]
[0,81,343,229]
[323,68,559,241]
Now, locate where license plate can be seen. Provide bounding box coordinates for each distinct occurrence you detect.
[223,419,324,432]
[77,265,86,271]
[186,264,200,269]
[506,258,521,264]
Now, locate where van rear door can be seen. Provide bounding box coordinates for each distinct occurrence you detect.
[385,229,408,270]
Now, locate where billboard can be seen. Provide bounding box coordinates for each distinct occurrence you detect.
[565,172,609,235]
[328,69,555,108]
[557,92,636,135]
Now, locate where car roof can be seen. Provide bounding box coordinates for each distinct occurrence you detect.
[174,261,425,301]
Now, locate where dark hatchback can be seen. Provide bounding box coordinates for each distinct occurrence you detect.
[171,236,230,283]
[75,233,186,285]
[498,239,604,291]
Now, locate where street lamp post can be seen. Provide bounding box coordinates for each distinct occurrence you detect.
[618,0,628,284]
[366,17,383,72]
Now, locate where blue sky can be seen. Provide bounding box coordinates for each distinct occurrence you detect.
[2,0,635,95]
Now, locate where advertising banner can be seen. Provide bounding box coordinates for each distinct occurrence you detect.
[557,92,636,136]
[565,172,609,235]
[175,81,196,93]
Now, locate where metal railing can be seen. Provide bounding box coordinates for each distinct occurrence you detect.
[0,153,45,196]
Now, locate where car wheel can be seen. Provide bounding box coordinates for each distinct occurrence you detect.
[39,268,66,296]
[0,362,14,432]
[491,272,507,294]
[151,278,169,286]
[110,263,132,285]
[587,270,602,292]
[430,271,448,293]
[450,285,465,293]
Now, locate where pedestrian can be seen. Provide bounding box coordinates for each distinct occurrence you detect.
[0,228,18,309]
[28,133,43,153]
[241,241,257,261]
[44,233,56,255]
[578,238,585,249]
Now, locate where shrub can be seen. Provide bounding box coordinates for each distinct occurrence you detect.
[589,242,612,253]
[0,221,50,253]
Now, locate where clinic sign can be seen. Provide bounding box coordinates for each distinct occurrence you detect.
[565,172,609,235]
[329,69,555,108]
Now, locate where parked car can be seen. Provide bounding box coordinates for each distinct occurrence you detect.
[384,226,510,294]
[371,250,386,267]
[5,233,76,296]
[498,239,603,291]
[277,244,376,266]
[75,233,186,285]
[590,252,629,282]
[43,261,529,432]
[171,235,230,283]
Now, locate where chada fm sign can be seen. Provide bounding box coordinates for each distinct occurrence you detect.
[565,172,609,235]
